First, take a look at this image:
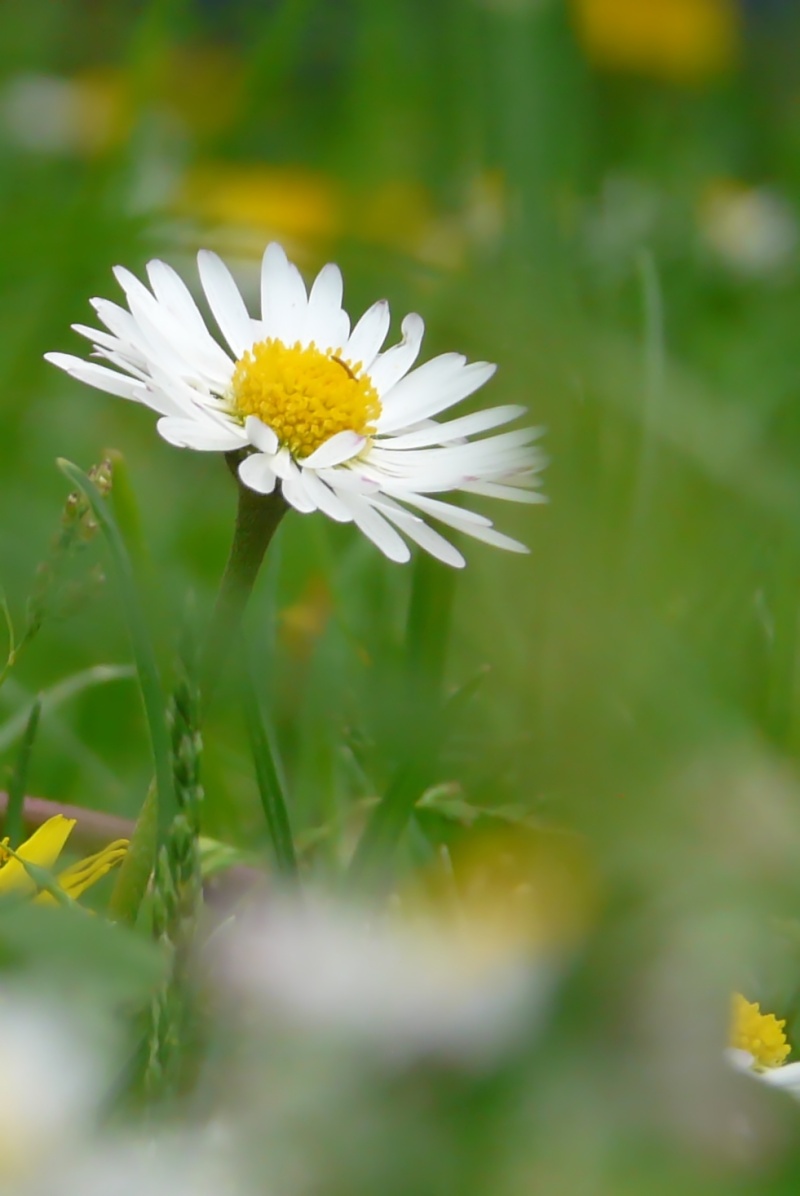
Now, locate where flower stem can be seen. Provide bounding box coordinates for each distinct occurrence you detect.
[202,455,287,699]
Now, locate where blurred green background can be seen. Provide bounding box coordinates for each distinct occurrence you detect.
[6,0,800,1184]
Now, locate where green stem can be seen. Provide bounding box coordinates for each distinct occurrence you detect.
[202,456,287,699]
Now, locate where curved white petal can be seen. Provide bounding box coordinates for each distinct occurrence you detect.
[379,405,526,450]
[238,453,278,495]
[299,469,353,523]
[344,299,390,372]
[270,447,294,481]
[460,479,546,504]
[377,358,496,434]
[197,250,254,358]
[157,417,246,451]
[369,313,425,396]
[758,1062,800,1092]
[281,467,317,514]
[44,354,147,403]
[336,494,411,563]
[261,242,307,345]
[245,415,279,455]
[299,431,366,470]
[315,466,380,495]
[372,499,466,568]
[305,262,349,349]
[146,259,210,336]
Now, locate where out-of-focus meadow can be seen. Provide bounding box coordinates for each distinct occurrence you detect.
[5,0,800,1192]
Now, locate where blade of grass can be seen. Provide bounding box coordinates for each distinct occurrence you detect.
[348,553,457,888]
[57,459,176,845]
[4,696,41,846]
[242,663,297,878]
[108,782,158,925]
[0,664,135,754]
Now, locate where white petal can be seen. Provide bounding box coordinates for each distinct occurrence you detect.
[337,494,411,563]
[197,250,254,359]
[760,1062,800,1092]
[725,1048,754,1074]
[44,353,147,403]
[270,447,294,480]
[72,322,141,365]
[298,470,353,523]
[260,242,307,345]
[309,261,343,311]
[379,405,526,450]
[372,500,466,568]
[369,313,425,395]
[112,282,234,389]
[245,415,279,455]
[281,468,317,514]
[454,523,530,554]
[156,416,246,451]
[377,358,496,434]
[460,479,547,503]
[344,299,390,372]
[305,262,349,349]
[315,466,380,495]
[146,259,210,336]
[300,431,366,469]
[374,491,492,527]
[238,453,278,495]
[381,492,528,552]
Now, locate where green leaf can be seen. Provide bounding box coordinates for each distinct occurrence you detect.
[107,782,158,926]
[0,899,165,1006]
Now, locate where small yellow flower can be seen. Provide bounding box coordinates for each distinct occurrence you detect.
[571,0,740,83]
[0,815,127,905]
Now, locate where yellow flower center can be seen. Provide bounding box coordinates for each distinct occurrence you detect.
[731,992,791,1069]
[230,338,382,461]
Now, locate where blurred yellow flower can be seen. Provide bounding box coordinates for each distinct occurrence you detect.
[177,164,343,261]
[571,0,740,83]
[176,163,506,271]
[0,815,127,905]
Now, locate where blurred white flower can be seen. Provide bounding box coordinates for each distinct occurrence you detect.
[46,244,544,567]
[215,894,553,1067]
[0,997,102,1182]
[700,184,798,277]
[33,1133,254,1196]
[0,73,118,156]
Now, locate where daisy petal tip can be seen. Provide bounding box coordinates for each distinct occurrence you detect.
[401,311,425,340]
[264,241,289,266]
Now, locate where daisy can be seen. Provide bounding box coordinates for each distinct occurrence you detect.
[45,244,545,567]
[727,992,800,1099]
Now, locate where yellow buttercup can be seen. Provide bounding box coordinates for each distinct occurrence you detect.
[0,815,127,905]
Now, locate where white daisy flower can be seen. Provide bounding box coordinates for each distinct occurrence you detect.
[727,992,800,1100]
[45,243,545,567]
